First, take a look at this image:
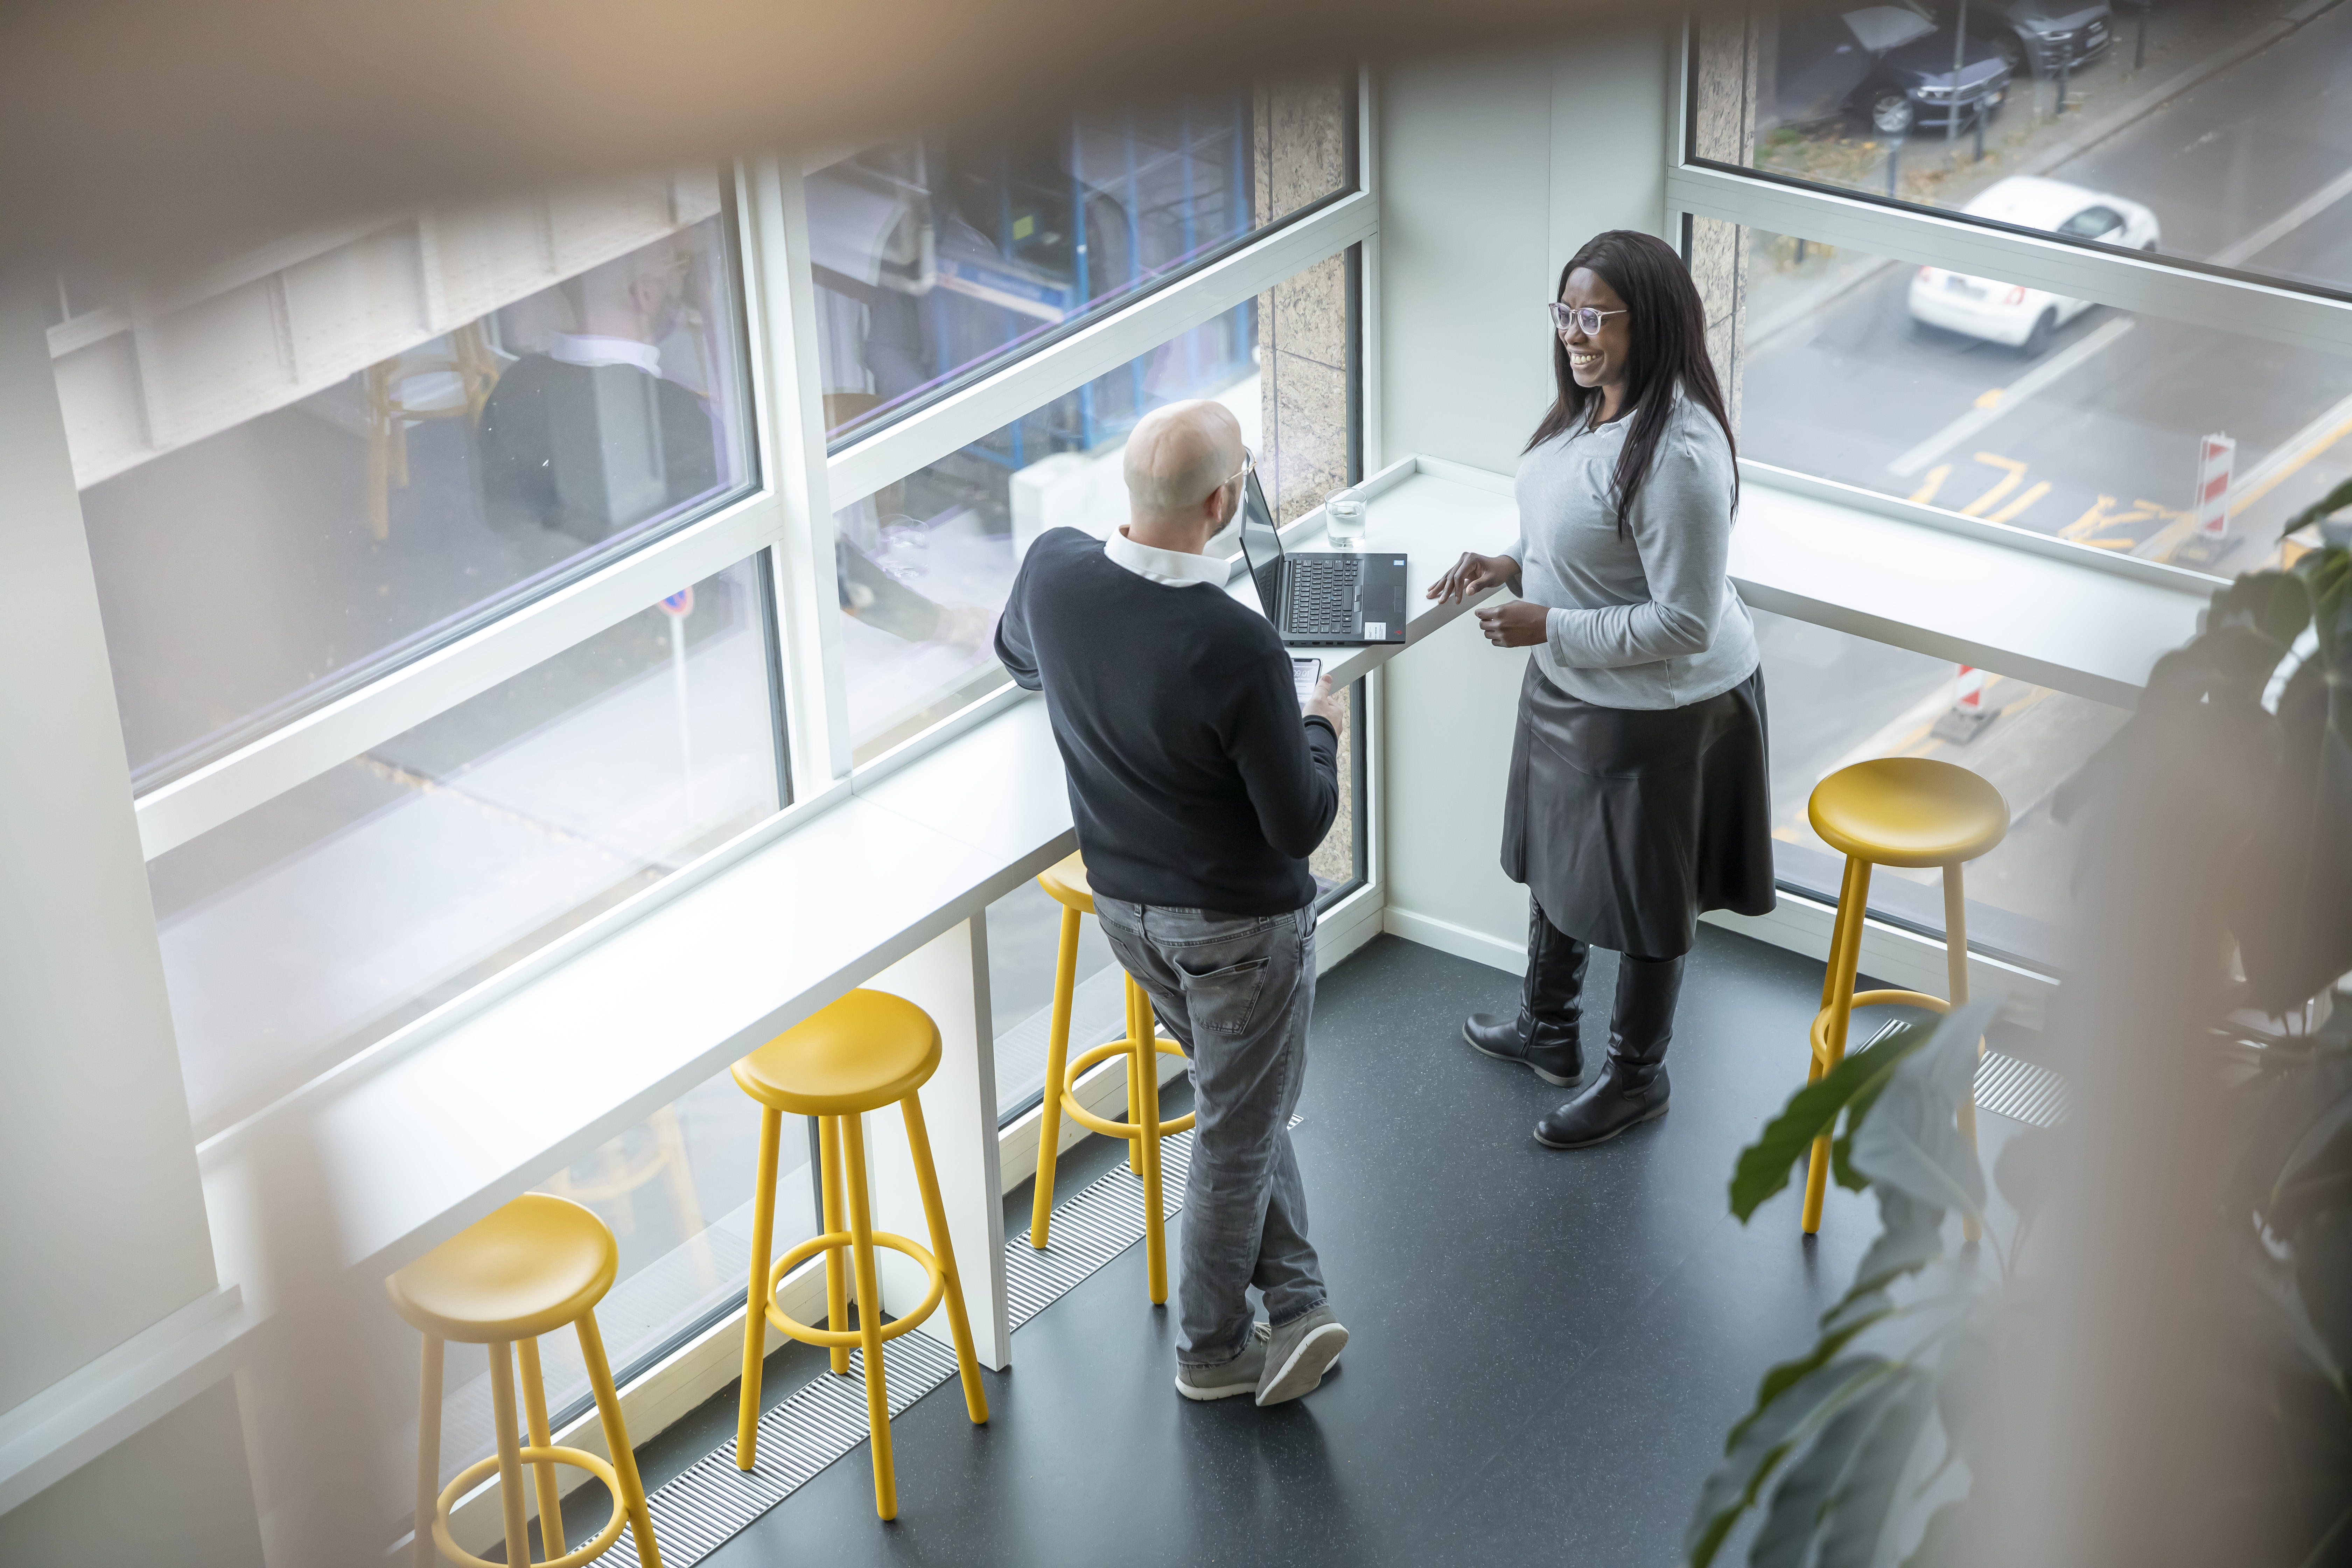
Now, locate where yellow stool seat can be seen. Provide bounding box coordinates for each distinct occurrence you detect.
[732,989,987,1522]
[387,1194,620,1344]
[386,1195,661,1568]
[1797,757,2008,1240]
[1808,756,2008,868]
[1036,850,1095,914]
[732,990,941,1116]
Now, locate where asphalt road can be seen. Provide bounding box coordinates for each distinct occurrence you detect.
[1729,7,2352,962]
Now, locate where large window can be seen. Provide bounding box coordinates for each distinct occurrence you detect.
[1684,8,2346,972]
[1722,1,2352,298]
[810,74,1353,444]
[55,177,757,789]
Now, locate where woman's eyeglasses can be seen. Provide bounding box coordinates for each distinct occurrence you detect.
[1548,303,1628,335]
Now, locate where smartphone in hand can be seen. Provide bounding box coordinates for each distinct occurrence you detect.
[1292,656,1322,708]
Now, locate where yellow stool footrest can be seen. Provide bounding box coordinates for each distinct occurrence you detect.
[762,1231,945,1348]
[434,1446,625,1568]
[1059,1036,1196,1139]
[1809,989,1955,1068]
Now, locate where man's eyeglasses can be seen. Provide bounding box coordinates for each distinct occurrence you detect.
[1548,303,1628,336]
[1222,446,1256,489]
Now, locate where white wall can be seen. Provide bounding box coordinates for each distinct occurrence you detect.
[1376,32,1678,970]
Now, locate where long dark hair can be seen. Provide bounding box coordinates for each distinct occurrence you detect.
[1524,230,1737,532]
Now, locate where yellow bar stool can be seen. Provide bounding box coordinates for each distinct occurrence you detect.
[1801,756,2008,1237]
[1026,850,1194,1304]
[732,989,988,1520]
[386,1194,662,1568]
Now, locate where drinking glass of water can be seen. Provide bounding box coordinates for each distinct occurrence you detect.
[1325,488,1367,547]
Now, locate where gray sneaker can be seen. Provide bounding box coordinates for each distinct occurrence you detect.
[1256,1306,1349,1407]
[1174,1333,1266,1401]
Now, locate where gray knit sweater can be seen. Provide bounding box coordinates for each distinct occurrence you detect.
[1502,387,1758,711]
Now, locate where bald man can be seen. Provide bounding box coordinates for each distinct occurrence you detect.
[996,399,1352,1407]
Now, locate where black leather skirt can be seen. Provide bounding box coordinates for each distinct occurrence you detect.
[1500,661,1775,959]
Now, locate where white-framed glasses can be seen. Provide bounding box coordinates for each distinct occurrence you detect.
[1548,302,1628,335]
[1222,446,1256,488]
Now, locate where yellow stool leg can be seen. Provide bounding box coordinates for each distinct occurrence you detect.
[901,1091,990,1424]
[820,1115,851,1375]
[737,1105,783,1470]
[1031,905,1082,1248]
[578,1310,663,1568]
[839,1113,898,1520]
[517,1336,564,1556]
[1126,975,1146,1176]
[1946,862,1984,1244]
[486,1341,532,1567]
[413,1334,443,1568]
[1132,978,1168,1305]
[1803,856,1874,1234]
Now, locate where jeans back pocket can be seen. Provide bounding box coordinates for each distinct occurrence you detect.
[1177,955,1274,1036]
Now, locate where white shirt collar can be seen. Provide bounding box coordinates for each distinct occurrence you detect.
[1102,527,1230,588]
[550,333,663,375]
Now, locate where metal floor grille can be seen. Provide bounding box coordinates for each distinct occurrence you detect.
[1974,1049,2072,1128]
[604,1115,1279,1568]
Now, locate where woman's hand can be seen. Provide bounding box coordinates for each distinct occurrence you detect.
[1426,551,1519,604]
[1475,600,1549,648]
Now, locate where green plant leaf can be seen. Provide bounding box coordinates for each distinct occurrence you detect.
[1842,1186,1950,1308]
[1849,996,2001,1222]
[1730,1021,1937,1223]
[1897,1500,1972,1568]
[2282,478,2352,540]
[1686,1357,1891,1568]
[1750,1374,1906,1568]
[1816,1368,1939,1568]
[1992,1124,2059,1234]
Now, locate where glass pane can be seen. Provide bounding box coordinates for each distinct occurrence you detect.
[1753,609,2123,969]
[150,557,784,1135]
[59,177,757,789]
[811,72,1352,443]
[835,243,1357,765]
[1700,5,2352,296]
[1703,222,2347,572]
[413,1068,819,1515]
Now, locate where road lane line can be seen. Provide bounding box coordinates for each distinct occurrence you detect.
[2229,389,2352,515]
[1986,481,2052,524]
[1960,453,2029,516]
[2212,166,2352,268]
[1888,318,2136,478]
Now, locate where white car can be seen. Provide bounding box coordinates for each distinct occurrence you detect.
[1906,175,2159,354]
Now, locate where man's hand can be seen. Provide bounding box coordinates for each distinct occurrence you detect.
[1426,551,1519,604]
[932,604,999,650]
[1475,600,1548,648]
[1305,676,1347,738]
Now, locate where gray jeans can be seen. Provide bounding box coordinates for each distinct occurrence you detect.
[1093,898,1326,1367]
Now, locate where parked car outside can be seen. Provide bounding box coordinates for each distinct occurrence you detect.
[1771,3,2015,136]
[1968,0,2114,79]
[1907,175,2160,353]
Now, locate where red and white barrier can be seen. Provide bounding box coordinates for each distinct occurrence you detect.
[2190,432,2235,555]
[1931,664,2000,743]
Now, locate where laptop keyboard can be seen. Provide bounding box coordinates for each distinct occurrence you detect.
[1287,556,1360,635]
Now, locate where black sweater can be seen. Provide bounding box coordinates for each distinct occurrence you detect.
[996,528,1339,915]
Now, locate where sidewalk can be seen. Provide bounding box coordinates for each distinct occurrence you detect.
[1741,0,2345,345]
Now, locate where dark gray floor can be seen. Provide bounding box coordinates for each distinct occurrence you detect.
[617,927,2017,1568]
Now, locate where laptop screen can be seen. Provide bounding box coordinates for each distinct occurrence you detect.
[1236,470,1284,621]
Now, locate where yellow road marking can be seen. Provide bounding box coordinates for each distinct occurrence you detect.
[2064,494,2122,539]
[1909,464,1952,505]
[1986,481,2051,524]
[2232,413,2352,516]
[1974,387,2005,410]
[1960,453,2029,517]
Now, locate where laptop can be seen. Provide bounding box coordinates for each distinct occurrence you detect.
[1235,472,1408,648]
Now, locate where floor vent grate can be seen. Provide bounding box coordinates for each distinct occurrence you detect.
[603,1113,1298,1567]
[1975,1049,2071,1128]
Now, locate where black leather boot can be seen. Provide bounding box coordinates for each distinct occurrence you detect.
[1533,952,1682,1148]
[1463,905,1589,1087]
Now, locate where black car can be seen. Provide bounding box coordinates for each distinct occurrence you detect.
[1772,4,2015,136]
[1969,0,2113,79]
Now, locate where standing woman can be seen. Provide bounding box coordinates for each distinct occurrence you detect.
[1429,229,1773,1150]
